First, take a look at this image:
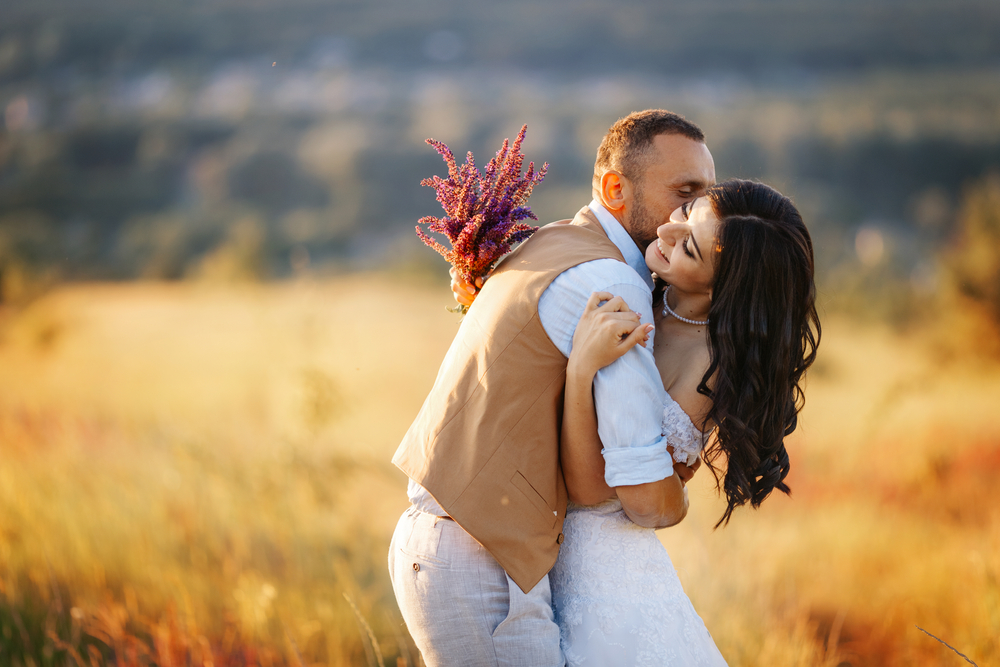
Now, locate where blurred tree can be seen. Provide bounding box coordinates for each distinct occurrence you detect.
[0,210,59,303]
[191,215,268,282]
[228,152,329,215]
[943,172,1000,323]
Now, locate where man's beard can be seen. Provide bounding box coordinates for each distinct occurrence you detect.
[623,186,659,249]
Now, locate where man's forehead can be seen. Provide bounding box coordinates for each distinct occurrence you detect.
[650,134,715,183]
[651,132,709,155]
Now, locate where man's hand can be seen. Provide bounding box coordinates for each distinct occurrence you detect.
[673,456,701,486]
[450,268,483,307]
[665,445,702,486]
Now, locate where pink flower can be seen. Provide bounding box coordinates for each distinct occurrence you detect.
[416,125,548,292]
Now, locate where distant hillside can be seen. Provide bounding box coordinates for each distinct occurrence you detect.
[2,0,1000,316]
[2,0,1000,80]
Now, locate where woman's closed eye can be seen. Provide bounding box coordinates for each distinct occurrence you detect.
[681,202,692,219]
[683,237,695,258]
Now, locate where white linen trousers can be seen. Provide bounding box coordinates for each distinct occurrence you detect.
[389,506,565,667]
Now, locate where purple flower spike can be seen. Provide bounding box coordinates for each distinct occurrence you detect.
[416,125,549,292]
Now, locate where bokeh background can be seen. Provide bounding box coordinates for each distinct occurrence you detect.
[2,0,1000,665]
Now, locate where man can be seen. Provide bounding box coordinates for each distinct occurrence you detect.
[389,109,716,666]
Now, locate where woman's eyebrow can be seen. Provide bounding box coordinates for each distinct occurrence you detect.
[690,232,704,261]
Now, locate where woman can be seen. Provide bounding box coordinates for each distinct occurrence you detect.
[453,179,820,665]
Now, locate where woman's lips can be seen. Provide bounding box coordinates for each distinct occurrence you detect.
[654,241,669,264]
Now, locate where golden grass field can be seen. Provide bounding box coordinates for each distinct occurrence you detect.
[0,275,997,666]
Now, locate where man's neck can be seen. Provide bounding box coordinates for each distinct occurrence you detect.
[587,200,655,291]
[593,197,642,251]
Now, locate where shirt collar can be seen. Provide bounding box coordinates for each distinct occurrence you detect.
[588,200,655,290]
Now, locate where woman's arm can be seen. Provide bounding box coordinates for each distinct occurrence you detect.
[563,359,611,505]
[562,292,653,505]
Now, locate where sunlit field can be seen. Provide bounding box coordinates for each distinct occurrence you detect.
[1,276,998,666]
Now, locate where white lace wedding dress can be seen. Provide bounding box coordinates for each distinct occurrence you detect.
[550,397,728,666]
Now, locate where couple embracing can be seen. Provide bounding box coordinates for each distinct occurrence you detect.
[389,110,821,666]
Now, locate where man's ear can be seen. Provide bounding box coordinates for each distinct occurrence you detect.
[599,171,631,213]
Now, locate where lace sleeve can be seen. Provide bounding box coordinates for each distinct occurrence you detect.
[661,398,706,467]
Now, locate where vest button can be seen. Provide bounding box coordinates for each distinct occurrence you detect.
[556,533,564,545]
[413,563,420,572]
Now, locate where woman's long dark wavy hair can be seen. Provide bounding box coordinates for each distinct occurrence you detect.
[697,179,821,526]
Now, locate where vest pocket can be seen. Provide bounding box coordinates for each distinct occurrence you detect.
[511,471,557,528]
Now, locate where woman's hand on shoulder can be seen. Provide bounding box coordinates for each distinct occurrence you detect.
[450,268,483,307]
[569,291,653,378]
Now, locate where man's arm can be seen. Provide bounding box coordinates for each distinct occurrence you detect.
[617,476,688,528]
[561,293,652,506]
[618,450,703,528]
[539,261,685,526]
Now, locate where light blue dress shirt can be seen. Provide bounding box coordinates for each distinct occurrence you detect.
[408,201,672,514]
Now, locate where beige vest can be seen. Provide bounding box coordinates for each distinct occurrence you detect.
[392,206,627,592]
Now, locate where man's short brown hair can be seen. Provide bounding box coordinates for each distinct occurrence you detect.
[594,110,705,187]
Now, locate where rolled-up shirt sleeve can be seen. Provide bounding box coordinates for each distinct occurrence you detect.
[591,281,673,487]
[538,261,672,490]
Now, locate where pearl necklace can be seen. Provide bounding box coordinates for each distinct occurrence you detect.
[661,285,709,326]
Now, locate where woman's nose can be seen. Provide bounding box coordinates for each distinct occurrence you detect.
[657,224,681,243]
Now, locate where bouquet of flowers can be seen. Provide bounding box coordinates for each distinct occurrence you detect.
[416,125,548,313]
